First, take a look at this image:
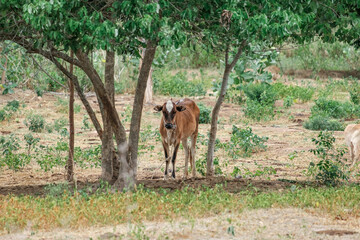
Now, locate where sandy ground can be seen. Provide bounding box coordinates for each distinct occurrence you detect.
[2,208,359,240]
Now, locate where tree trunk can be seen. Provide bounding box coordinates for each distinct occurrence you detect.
[206,42,246,177]
[139,47,153,104]
[115,40,157,189]
[206,64,231,176]
[100,51,117,183]
[66,51,75,182]
[75,50,127,147]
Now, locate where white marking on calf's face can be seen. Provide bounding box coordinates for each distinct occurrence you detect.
[166,100,173,113]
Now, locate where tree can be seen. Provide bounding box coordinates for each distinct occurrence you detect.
[0,0,188,189]
[185,1,304,176]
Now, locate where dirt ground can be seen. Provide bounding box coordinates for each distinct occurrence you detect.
[1,74,360,239]
[2,208,359,240]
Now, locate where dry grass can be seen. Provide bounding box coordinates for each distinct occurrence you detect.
[1,184,360,233]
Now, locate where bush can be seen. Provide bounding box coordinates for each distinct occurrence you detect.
[308,131,348,186]
[242,82,277,105]
[24,114,45,132]
[153,71,207,97]
[0,134,30,171]
[303,115,344,131]
[272,83,315,103]
[243,99,275,121]
[311,98,359,119]
[197,102,211,124]
[0,100,20,121]
[221,126,268,158]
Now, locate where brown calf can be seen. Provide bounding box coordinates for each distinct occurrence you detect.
[345,124,360,169]
[154,98,200,179]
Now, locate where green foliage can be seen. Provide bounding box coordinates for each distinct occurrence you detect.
[272,83,315,103]
[221,126,268,158]
[74,145,101,169]
[279,40,360,72]
[303,116,344,131]
[197,102,211,124]
[24,113,45,132]
[0,134,30,171]
[2,82,17,95]
[154,71,207,97]
[308,131,348,186]
[242,82,277,105]
[81,115,92,131]
[283,96,294,108]
[0,100,20,121]
[53,117,68,132]
[349,81,360,105]
[231,162,277,180]
[24,133,40,154]
[196,155,222,177]
[311,98,360,120]
[56,97,81,114]
[241,82,277,121]
[243,99,275,121]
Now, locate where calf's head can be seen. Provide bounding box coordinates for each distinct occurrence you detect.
[154,100,186,129]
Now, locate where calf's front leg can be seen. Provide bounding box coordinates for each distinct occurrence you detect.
[162,141,170,180]
[171,142,180,179]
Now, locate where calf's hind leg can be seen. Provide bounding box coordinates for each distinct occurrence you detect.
[190,134,197,178]
[182,138,189,179]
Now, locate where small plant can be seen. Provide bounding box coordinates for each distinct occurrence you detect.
[303,115,344,131]
[121,105,133,124]
[2,82,17,95]
[349,81,360,105]
[56,97,81,114]
[24,113,45,132]
[243,99,275,121]
[0,134,30,171]
[223,126,268,158]
[308,131,348,186]
[0,100,20,121]
[231,163,277,180]
[53,117,68,132]
[81,115,92,131]
[242,82,277,105]
[196,154,222,176]
[197,102,211,124]
[283,96,294,108]
[24,133,40,155]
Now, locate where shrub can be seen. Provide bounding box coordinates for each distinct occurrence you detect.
[243,99,275,121]
[24,114,45,132]
[283,96,294,108]
[311,98,359,119]
[221,126,268,158]
[272,83,315,103]
[53,117,68,132]
[303,116,344,131]
[349,81,360,105]
[197,103,211,124]
[0,100,20,121]
[0,134,30,171]
[154,71,207,97]
[308,131,348,186]
[242,82,277,105]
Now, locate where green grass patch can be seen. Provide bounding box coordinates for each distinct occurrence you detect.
[1,184,360,232]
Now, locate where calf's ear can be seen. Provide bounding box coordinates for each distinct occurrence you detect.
[154,105,163,112]
[176,105,186,112]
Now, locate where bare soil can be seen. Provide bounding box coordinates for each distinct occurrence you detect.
[2,208,359,240]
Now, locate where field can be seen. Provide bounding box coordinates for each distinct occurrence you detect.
[1,67,360,239]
